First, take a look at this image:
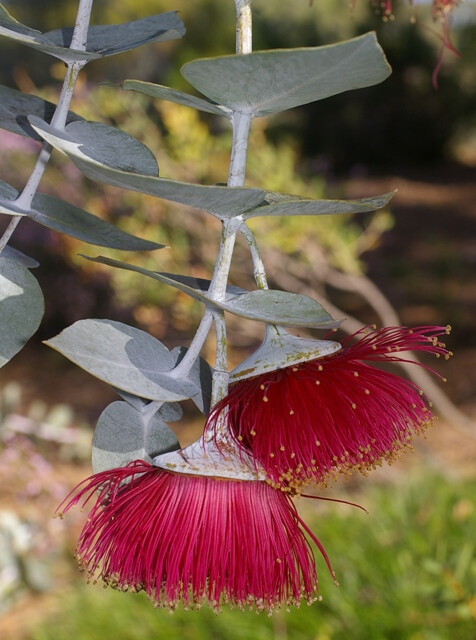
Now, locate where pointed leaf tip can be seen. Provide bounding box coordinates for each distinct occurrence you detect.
[122,80,231,118]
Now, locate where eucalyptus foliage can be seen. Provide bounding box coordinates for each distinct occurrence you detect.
[0,0,392,469]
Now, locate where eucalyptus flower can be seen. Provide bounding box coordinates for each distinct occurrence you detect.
[57,436,336,612]
[208,326,451,492]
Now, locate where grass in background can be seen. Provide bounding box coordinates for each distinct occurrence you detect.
[29,472,475,640]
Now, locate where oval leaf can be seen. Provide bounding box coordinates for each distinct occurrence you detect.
[92,400,180,473]
[64,121,159,176]
[46,11,185,59]
[0,178,22,207]
[0,3,90,63]
[81,255,246,306]
[44,319,198,402]
[0,84,83,139]
[83,256,338,329]
[0,256,44,367]
[33,193,164,251]
[0,6,184,63]
[1,246,39,269]
[28,116,267,218]
[225,290,338,328]
[123,80,231,118]
[244,191,396,219]
[29,116,392,222]
[182,33,391,117]
[0,179,164,251]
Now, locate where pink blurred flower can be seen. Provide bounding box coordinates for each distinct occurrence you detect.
[208,326,451,492]
[57,459,335,611]
[366,0,462,87]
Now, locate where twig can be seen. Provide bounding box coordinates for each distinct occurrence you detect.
[0,0,94,257]
[201,1,254,405]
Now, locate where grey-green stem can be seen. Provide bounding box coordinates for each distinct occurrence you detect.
[169,1,256,403]
[210,311,229,407]
[240,222,269,289]
[183,1,254,405]
[0,0,93,254]
[171,310,214,379]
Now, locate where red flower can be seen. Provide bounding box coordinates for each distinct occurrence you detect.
[364,0,461,88]
[429,0,462,88]
[208,326,451,492]
[57,459,335,612]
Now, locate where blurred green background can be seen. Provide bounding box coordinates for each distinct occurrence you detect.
[0,0,475,638]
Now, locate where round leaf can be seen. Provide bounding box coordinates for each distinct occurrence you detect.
[46,11,185,59]
[82,256,339,330]
[0,256,44,367]
[0,84,82,139]
[28,116,266,218]
[92,401,180,473]
[181,33,391,117]
[44,319,197,402]
[0,179,164,251]
[1,246,39,269]
[0,6,184,63]
[65,121,159,177]
[224,290,339,328]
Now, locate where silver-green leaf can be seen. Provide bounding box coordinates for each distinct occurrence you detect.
[44,319,198,402]
[92,400,180,473]
[181,33,391,117]
[0,179,163,251]
[82,255,246,305]
[0,84,83,139]
[0,6,184,63]
[46,11,185,59]
[29,116,266,218]
[0,246,39,269]
[224,290,338,328]
[123,80,231,118]
[244,191,396,219]
[83,256,339,329]
[64,121,159,176]
[0,256,44,367]
[29,116,392,221]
